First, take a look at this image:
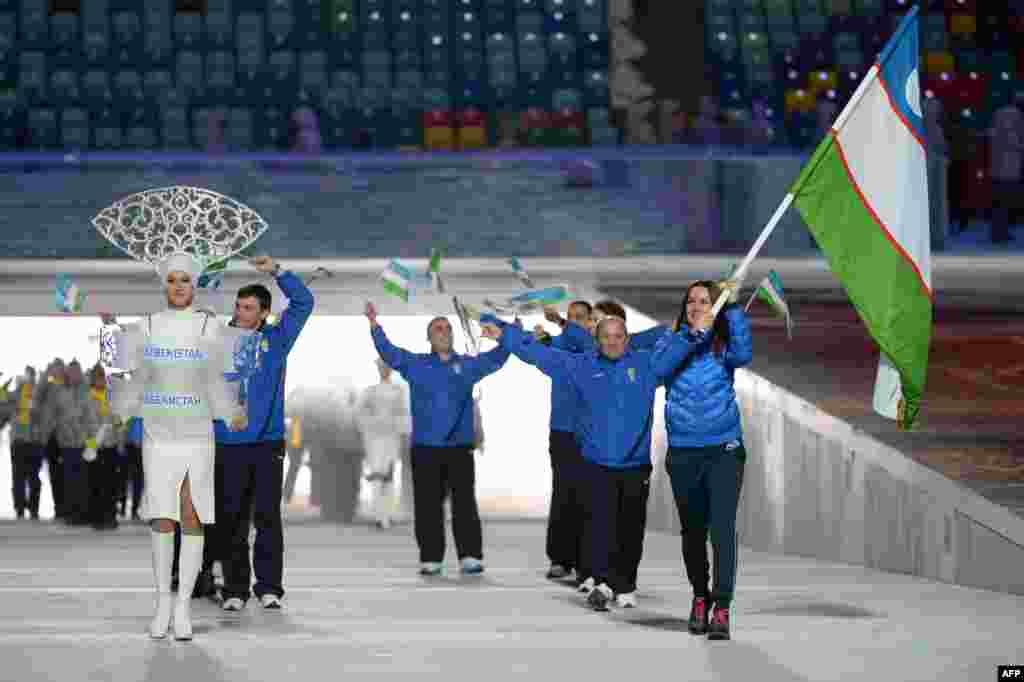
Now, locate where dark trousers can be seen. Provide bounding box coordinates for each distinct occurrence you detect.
[88,448,118,526]
[46,438,64,519]
[61,447,88,523]
[410,446,482,563]
[666,443,746,608]
[218,440,286,602]
[11,441,44,516]
[586,462,652,595]
[118,444,144,516]
[545,430,587,571]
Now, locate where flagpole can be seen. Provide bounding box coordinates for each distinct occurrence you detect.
[710,59,887,318]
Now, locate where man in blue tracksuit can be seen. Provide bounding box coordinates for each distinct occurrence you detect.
[365,301,510,577]
[216,255,314,611]
[541,300,668,593]
[481,313,685,612]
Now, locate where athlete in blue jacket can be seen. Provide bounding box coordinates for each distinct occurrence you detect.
[366,301,510,577]
[215,256,314,612]
[659,278,752,641]
[481,312,690,612]
[539,299,669,595]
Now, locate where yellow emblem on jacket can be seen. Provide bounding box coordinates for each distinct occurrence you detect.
[627,367,636,383]
[261,338,270,353]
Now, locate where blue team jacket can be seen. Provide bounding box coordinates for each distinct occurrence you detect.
[371,325,510,447]
[214,271,314,445]
[661,305,753,448]
[491,319,689,469]
[546,321,669,434]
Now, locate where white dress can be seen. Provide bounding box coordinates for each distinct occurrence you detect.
[109,309,242,523]
[355,382,411,478]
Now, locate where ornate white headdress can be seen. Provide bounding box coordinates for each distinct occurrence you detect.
[92,186,269,283]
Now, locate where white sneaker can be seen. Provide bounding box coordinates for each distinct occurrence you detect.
[460,557,484,575]
[221,597,245,611]
[577,577,596,595]
[615,592,637,608]
[419,562,443,576]
[260,594,282,609]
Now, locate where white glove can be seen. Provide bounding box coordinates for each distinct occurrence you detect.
[82,447,98,462]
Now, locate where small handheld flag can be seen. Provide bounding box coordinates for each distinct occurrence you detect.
[507,257,535,289]
[430,248,445,294]
[381,259,417,302]
[745,270,793,339]
[55,275,86,313]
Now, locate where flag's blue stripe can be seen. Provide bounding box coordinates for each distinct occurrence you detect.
[877,5,925,143]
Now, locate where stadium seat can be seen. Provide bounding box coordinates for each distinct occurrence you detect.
[456,107,488,149]
[519,106,550,146]
[114,70,144,101]
[143,70,174,99]
[176,51,204,96]
[423,109,456,150]
[207,5,233,47]
[299,51,328,100]
[50,70,79,103]
[18,51,46,102]
[268,2,295,47]
[27,107,58,148]
[51,13,79,54]
[174,12,203,47]
[207,51,236,95]
[19,0,47,48]
[60,108,90,150]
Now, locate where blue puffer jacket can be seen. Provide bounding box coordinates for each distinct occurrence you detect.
[661,305,753,448]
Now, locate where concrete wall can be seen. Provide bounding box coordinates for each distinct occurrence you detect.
[646,370,1024,596]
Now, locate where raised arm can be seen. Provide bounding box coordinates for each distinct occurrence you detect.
[366,302,416,376]
[629,324,670,351]
[721,304,753,369]
[649,327,708,382]
[269,266,315,355]
[464,343,511,384]
[558,320,596,353]
[481,316,578,386]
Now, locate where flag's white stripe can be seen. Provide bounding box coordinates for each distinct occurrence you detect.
[381,269,408,289]
[835,78,932,291]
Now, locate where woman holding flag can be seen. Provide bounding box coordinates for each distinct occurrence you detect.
[660,279,751,641]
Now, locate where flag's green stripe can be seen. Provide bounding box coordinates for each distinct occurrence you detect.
[793,143,932,426]
[382,279,409,302]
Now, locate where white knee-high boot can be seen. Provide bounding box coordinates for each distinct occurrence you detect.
[174,532,204,641]
[149,530,175,639]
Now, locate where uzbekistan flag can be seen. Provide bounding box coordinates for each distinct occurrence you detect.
[746,270,793,339]
[55,274,86,313]
[381,259,414,302]
[791,6,932,429]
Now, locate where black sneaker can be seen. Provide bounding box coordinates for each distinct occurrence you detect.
[192,569,215,599]
[545,564,571,580]
[707,606,730,641]
[586,584,613,612]
[688,597,710,635]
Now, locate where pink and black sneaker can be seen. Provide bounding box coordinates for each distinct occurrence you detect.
[687,597,709,635]
[707,605,730,640]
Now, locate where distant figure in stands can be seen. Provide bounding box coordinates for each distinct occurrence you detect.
[290,107,322,154]
[988,97,1024,244]
[356,359,411,530]
[814,98,838,142]
[688,95,724,145]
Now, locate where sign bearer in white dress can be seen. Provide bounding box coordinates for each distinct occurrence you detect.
[94,186,267,643]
